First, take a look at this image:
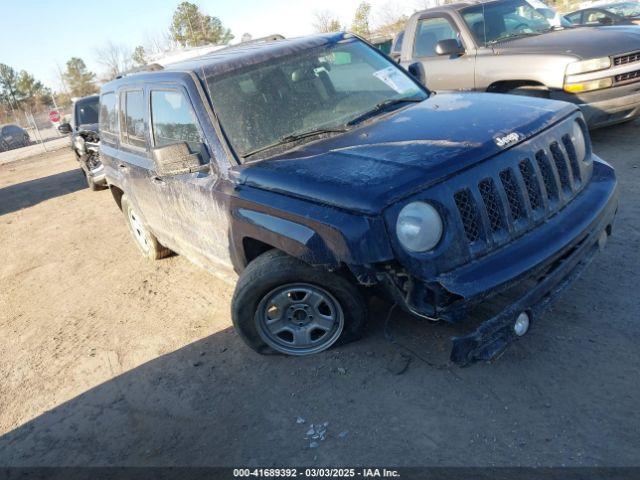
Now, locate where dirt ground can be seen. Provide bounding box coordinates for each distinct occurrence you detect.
[0,121,639,467]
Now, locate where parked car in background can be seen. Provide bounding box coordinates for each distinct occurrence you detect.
[566,2,640,26]
[395,0,640,128]
[390,31,404,62]
[566,6,635,26]
[58,94,106,190]
[0,124,30,152]
[99,33,618,365]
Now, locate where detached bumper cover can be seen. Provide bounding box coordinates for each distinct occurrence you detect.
[391,159,618,365]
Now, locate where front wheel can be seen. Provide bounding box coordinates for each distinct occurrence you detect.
[121,194,171,260]
[232,250,367,356]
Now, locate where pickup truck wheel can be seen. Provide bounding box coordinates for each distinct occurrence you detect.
[121,194,171,260]
[232,250,367,356]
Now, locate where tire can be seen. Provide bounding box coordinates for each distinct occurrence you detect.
[508,86,550,98]
[231,249,367,356]
[121,194,171,260]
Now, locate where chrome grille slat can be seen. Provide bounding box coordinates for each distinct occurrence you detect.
[614,51,640,66]
[615,69,640,84]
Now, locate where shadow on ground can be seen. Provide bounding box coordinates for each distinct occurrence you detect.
[0,169,85,216]
[0,286,638,467]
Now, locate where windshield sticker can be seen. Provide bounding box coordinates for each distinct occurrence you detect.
[373,66,417,94]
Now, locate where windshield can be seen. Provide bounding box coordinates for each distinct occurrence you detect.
[75,97,99,126]
[206,39,426,160]
[461,0,572,45]
[607,2,640,17]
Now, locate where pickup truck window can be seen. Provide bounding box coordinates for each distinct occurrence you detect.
[75,97,99,126]
[99,92,118,136]
[414,17,461,57]
[461,0,571,45]
[150,90,203,147]
[207,39,426,160]
[121,90,147,149]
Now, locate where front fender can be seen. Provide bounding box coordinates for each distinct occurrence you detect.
[476,53,576,91]
[229,185,395,280]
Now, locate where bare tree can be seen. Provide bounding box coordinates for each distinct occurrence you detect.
[95,41,133,80]
[312,10,342,33]
[373,3,409,38]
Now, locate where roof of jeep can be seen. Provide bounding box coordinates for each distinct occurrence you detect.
[102,32,348,90]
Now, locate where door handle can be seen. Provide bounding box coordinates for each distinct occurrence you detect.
[152,176,166,185]
[118,163,129,171]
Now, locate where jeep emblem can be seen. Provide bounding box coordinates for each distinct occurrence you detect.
[494,132,522,148]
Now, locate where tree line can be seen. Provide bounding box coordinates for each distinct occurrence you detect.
[1,0,410,118]
[0,1,233,117]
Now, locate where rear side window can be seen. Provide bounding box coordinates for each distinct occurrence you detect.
[392,31,404,54]
[121,90,147,149]
[414,17,460,57]
[99,93,118,136]
[150,90,202,147]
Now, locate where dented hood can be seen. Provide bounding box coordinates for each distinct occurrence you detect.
[235,93,576,215]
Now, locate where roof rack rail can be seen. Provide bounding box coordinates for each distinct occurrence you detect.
[116,63,165,79]
[240,34,285,45]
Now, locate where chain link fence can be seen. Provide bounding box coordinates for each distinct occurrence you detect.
[0,105,72,162]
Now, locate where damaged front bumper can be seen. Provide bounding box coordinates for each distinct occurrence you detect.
[381,159,619,365]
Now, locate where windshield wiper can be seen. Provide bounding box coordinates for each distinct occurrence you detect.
[242,127,349,159]
[488,31,541,44]
[346,97,424,126]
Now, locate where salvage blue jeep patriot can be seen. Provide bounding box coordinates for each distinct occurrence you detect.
[99,33,618,365]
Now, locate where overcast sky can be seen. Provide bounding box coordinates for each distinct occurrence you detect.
[0,0,432,91]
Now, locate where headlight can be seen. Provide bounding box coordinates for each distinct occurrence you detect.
[571,120,588,163]
[396,202,443,252]
[566,57,611,76]
[564,77,613,93]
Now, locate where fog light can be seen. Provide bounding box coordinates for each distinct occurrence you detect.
[514,312,530,337]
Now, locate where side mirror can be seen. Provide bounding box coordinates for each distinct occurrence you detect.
[435,39,465,57]
[598,17,614,25]
[407,62,426,84]
[152,142,209,176]
[58,122,72,135]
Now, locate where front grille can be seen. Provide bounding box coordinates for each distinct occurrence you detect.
[615,69,640,84]
[518,159,543,211]
[499,168,525,221]
[454,133,587,251]
[535,151,559,201]
[478,178,504,232]
[454,189,481,243]
[614,51,640,66]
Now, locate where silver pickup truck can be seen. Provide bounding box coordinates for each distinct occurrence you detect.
[394,0,640,128]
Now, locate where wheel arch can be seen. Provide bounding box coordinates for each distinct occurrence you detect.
[109,184,125,211]
[487,80,549,94]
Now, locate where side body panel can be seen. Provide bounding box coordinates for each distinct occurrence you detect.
[400,9,477,91]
